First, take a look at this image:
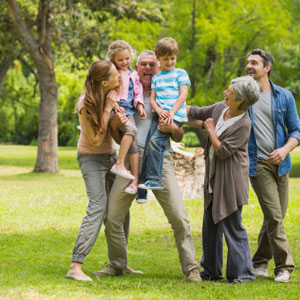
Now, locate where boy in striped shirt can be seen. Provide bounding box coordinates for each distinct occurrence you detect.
[138,37,190,190]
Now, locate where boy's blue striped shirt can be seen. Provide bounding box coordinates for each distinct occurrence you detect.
[151,68,191,122]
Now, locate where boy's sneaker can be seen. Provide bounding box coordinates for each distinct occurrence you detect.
[136,188,147,204]
[255,267,268,277]
[274,270,290,283]
[136,197,147,204]
[138,180,163,190]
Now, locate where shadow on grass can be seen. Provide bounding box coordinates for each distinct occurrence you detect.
[0,229,190,289]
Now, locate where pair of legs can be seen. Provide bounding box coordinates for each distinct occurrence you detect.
[201,203,254,282]
[113,115,139,192]
[68,152,129,280]
[140,113,182,187]
[250,160,294,275]
[105,155,199,276]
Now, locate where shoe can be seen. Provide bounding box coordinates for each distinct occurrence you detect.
[66,270,92,282]
[255,267,268,277]
[125,183,138,194]
[124,266,143,274]
[138,180,163,190]
[229,278,252,284]
[274,270,290,283]
[93,264,124,276]
[187,268,202,282]
[111,164,135,180]
[136,197,147,204]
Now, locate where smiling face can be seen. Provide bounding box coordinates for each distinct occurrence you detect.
[246,54,271,82]
[114,49,131,71]
[224,84,243,111]
[136,54,160,90]
[157,55,177,72]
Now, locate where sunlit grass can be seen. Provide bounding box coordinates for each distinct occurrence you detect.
[0,162,299,299]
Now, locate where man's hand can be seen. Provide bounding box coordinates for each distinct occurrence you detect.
[267,147,288,165]
[157,121,177,134]
[157,119,184,142]
[110,111,128,130]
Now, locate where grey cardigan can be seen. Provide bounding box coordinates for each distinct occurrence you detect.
[190,102,251,224]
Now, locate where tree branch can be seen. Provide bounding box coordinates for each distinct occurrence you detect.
[37,0,49,46]
[0,57,10,94]
[6,0,39,57]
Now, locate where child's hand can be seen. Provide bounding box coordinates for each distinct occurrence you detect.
[164,115,174,125]
[114,105,125,114]
[137,104,147,120]
[139,109,147,120]
[158,109,170,119]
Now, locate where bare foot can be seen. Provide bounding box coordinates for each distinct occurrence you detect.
[66,263,92,281]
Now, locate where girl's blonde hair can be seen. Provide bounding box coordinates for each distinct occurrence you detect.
[106,40,135,65]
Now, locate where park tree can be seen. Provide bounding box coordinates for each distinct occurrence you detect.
[159,0,294,146]
[5,0,162,173]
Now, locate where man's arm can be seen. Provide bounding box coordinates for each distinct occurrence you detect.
[157,121,184,143]
[268,92,300,165]
[268,137,299,165]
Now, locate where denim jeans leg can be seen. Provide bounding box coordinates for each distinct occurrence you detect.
[145,129,170,180]
[140,114,159,183]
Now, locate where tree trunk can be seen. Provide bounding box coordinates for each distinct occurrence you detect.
[34,59,58,173]
[7,0,59,173]
[0,57,10,94]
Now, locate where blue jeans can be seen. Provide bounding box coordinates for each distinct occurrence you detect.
[140,113,182,182]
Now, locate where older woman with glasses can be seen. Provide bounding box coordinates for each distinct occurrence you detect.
[187,76,260,283]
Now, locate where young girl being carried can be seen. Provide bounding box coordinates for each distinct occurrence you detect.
[107,40,146,197]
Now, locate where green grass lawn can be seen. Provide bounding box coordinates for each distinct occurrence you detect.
[0,146,300,299]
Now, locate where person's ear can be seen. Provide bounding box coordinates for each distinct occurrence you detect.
[265,64,271,73]
[101,80,108,87]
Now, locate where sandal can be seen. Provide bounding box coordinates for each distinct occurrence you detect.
[111,164,135,180]
[125,183,138,194]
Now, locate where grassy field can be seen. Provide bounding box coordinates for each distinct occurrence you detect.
[0,144,299,176]
[0,145,300,299]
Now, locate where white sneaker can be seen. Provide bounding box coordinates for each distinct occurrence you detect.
[136,198,147,204]
[255,267,268,277]
[274,270,290,283]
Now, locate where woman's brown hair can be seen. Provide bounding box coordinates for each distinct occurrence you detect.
[76,60,113,133]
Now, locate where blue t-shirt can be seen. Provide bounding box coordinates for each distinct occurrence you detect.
[151,68,191,122]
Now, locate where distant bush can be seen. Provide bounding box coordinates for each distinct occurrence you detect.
[182,131,200,147]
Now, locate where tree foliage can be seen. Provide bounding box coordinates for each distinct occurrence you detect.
[1,0,299,150]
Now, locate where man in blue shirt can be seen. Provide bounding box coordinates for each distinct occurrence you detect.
[246,49,300,283]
